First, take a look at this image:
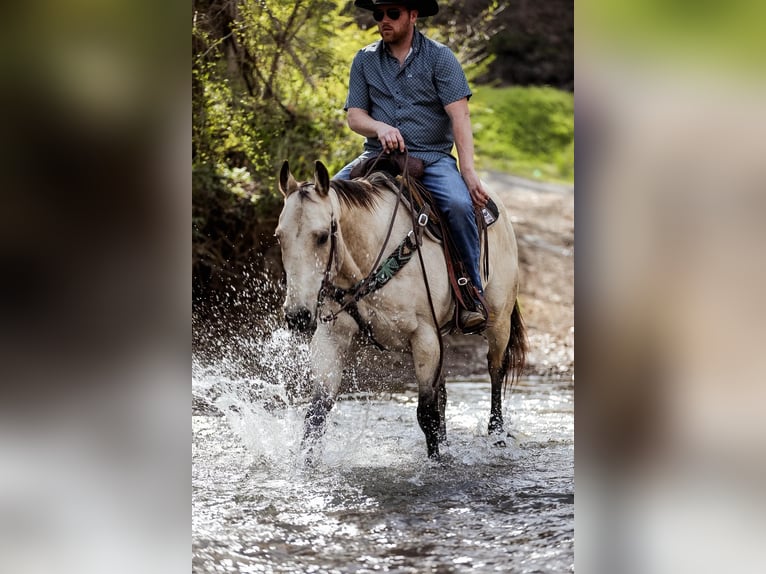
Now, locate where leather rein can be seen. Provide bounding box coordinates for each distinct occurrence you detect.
[314,152,445,389]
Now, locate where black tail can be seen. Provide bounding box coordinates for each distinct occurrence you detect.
[503,299,528,390]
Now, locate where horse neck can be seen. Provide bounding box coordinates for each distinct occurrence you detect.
[335,189,410,281]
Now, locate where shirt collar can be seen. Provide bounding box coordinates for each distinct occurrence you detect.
[412,28,423,53]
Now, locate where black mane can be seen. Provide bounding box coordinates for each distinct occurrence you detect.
[329,173,392,210]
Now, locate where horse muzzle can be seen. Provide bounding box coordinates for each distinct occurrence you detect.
[284,307,317,334]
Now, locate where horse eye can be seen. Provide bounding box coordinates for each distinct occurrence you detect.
[316,232,329,246]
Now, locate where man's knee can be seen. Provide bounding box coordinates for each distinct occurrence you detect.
[333,163,355,180]
[426,184,470,213]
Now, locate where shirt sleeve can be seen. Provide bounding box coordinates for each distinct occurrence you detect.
[344,51,370,112]
[433,48,472,107]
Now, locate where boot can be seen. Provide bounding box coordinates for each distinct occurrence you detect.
[459,308,486,332]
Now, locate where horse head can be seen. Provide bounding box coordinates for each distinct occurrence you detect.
[276,160,343,334]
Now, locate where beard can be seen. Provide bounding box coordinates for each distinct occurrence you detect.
[378,23,408,46]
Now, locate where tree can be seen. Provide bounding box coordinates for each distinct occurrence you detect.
[192,0,366,318]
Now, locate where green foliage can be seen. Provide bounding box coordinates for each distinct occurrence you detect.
[470,86,574,182]
[192,1,366,193]
[422,0,503,81]
[192,1,370,302]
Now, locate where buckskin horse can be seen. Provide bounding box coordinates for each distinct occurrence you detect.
[276,160,527,460]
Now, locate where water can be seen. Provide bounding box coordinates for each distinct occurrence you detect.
[193,332,573,573]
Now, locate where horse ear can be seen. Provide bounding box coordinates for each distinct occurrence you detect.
[279,160,298,197]
[314,160,331,197]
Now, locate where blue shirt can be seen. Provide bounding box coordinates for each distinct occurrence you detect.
[344,29,472,165]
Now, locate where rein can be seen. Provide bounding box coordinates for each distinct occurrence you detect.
[317,150,412,327]
[316,151,445,390]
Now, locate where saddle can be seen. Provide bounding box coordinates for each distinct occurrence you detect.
[350,153,425,180]
[352,153,500,333]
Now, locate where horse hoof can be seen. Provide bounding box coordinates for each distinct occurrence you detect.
[302,452,320,469]
[488,422,504,436]
[300,439,322,468]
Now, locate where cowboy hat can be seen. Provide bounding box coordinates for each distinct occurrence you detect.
[353,0,439,18]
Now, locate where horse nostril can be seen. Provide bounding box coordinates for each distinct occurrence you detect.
[285,308,314,333]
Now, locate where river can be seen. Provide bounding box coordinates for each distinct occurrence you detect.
[192,331,573,573]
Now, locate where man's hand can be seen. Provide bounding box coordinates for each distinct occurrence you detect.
[461,168,489,208]
[376,125,406,152]
[347,109,406,153]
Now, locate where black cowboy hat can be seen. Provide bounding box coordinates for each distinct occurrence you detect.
[354,0,439,18]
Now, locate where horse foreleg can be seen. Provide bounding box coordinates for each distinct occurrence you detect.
[301,326,352,461]
[303,389,334,444]
[412,328,442,460]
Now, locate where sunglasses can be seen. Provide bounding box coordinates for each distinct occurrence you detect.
[373,8,405,22]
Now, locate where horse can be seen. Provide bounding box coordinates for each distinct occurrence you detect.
[276,160,527,460]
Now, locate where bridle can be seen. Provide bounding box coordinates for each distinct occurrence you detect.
[315,217,341,316]
[311,151,445,386]
[315,152,423,328]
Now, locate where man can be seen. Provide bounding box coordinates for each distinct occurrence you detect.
[335,0,489,330]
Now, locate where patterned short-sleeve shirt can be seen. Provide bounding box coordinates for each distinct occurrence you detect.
[344,29,472,165]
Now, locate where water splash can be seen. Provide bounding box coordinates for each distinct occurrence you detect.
[192,311,573,475]
[193,326,314,465]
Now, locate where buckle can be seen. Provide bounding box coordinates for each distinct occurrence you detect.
[417,212,429,227]
[457,277,469,286]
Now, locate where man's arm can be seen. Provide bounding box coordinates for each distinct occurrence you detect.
[347,107,406,152]
[445,98,489,208]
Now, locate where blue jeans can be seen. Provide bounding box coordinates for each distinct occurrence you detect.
[334,154,483,295]
[333,151,375,180]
